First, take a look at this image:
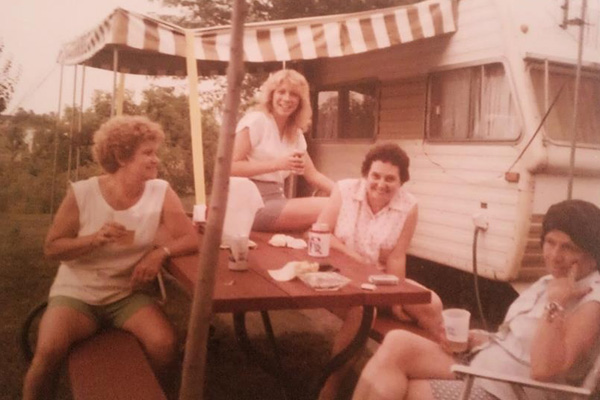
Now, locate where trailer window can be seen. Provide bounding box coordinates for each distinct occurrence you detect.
[531,69,600,145]
[313,82,378,140]
[427,63,520,141]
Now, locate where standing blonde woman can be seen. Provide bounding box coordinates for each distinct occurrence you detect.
[23,116,198,400]
[232,69,334,232]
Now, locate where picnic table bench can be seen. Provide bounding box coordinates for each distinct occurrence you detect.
[68,329,166,400]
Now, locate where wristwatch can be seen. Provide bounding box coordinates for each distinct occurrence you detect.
[544,301,565,322]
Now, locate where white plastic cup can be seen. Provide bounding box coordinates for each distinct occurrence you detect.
[193,204,207,224]
[228,234,249,271]
[442,308,471,353]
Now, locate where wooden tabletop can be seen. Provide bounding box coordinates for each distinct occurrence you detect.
[167,232,431,313]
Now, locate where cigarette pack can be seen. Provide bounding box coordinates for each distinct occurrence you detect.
[368,274,399,286]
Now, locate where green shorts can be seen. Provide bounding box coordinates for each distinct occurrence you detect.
[47,293,157,328]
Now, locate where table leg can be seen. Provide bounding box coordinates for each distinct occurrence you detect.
[260,311,286,377]
[233,312,291,400]
[312,305,375,398]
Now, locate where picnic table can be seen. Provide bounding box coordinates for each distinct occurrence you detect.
[167,231,431,399]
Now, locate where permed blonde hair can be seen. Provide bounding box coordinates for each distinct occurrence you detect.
[92,115,165,173]
[256,69,312,138]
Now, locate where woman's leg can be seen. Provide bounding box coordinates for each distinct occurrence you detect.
[352,330,455,400]
[23,306,98,400]
[121,304,177,373]
[396,280,445,342]
[273,197,329,231]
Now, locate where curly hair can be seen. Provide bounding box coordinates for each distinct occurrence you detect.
[361,143,410,184]
[256,69,312,138]
[92,115,165,173]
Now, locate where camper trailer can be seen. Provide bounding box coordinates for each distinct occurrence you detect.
[295,0,600,283]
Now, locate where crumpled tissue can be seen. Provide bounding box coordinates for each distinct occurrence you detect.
[268,234,307,249]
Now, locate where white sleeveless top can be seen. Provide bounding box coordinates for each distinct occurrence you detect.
[49,177,168,305]
[236,111,307,183]
[334,179,417,265]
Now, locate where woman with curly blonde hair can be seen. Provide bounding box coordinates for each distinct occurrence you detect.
[232,69,334,231]
[23,115,198,400]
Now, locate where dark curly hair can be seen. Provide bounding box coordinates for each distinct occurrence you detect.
[361,143,410,184]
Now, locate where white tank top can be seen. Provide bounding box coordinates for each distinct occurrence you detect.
[49,177,168,305]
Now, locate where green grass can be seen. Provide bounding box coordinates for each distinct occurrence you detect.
[1,213,364,400]
[0,214,59,399]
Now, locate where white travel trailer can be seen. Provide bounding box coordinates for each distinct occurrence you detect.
[298,0,600,282]
[56,0,599,284]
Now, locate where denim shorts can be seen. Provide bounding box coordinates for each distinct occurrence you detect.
[250,180,288,231]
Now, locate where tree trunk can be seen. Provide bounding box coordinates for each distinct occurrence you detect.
[178,1,247,399]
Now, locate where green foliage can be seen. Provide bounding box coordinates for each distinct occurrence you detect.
[0,38,21,114]
[250,0,419,21]
[0,84,225,213]
[160,0,421,25]
[159,0,233,28]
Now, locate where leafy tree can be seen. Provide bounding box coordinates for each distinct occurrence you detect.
[141,86,190,146]
[4,124,26,163]
[139,85,223,196]
[0,108,68,213]
[88,90,140,120]
[0,38,21,113]
[159,0,233,27]
[160,0,421,25]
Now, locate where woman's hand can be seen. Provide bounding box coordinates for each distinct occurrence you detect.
[130,248,165,288]
[547,263,592,306]
[92,221,128,247]
[277,151,305,174]
[468,329,491,350]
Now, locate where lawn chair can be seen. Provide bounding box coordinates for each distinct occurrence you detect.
[451,348,600,400]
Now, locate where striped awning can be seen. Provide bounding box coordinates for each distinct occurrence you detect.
[58,0,457,76]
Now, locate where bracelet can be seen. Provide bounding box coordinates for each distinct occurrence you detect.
[544,301,565,323]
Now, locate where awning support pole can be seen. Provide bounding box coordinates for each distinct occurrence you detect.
[50,64,65,217]
[116,72,126,116]
[185,29,206,205]
[75,66,86,181]
[567,0,586,199]
[111,47,119,118]
[67,65,78,183]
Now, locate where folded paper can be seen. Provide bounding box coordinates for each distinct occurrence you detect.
[268,261,318,282]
